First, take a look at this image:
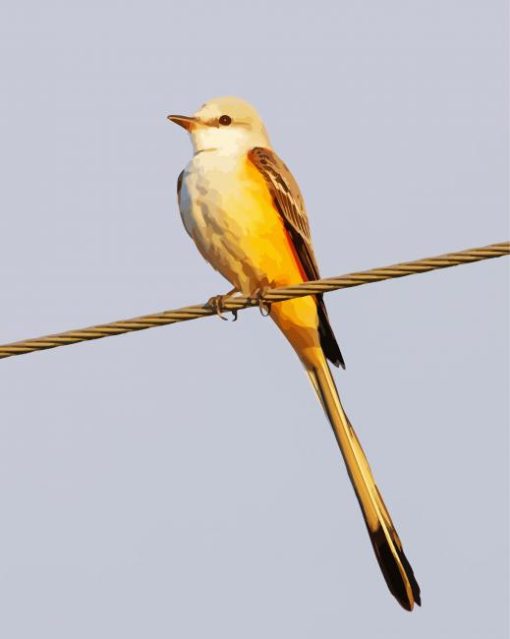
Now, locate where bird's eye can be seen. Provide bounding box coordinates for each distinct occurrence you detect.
[219,114,232,126]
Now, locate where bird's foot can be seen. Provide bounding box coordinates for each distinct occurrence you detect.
[206,289,238,321]
[250,286,272,317]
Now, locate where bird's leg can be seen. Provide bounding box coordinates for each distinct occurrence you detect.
[207,288,238,321]
[250,286,272,317]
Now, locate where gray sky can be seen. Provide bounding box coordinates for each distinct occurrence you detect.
[0,1,508,637]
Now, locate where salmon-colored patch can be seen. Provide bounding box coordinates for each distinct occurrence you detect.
[283,227,307,282]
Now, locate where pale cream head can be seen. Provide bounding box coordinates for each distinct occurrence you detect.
[168,96,271,154]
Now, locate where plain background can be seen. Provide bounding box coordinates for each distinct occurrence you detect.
[0,1,508,637]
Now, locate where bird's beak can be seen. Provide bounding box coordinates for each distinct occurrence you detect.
[167,114,197,131]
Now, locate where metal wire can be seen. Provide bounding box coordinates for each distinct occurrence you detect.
[1,241,508,361]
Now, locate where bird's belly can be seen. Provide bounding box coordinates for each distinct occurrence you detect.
[181,158,304,295]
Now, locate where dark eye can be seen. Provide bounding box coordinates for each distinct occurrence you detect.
[219,114,232,126]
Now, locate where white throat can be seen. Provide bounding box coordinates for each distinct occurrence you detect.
[190,125,270,156]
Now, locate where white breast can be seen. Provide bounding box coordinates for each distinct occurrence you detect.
[178,151,252,290]
[176,149,287,294]
[178,151,238,240]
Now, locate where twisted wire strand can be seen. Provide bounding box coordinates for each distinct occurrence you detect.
[1,242,508,361]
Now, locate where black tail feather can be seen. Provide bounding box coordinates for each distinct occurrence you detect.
[371,527,422,610]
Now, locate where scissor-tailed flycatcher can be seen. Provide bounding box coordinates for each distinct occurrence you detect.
[168,97,421,610]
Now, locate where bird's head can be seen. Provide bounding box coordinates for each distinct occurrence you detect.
[168,96,270,154]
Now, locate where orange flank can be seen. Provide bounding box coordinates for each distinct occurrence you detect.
[240,154,323,367]
[283,226,308,282]
[240,156,307,287]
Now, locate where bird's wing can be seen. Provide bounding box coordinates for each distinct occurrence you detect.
[248,147,320,280]
[248,147,345,368]
[176,169,194,239]
[177,169,184,203]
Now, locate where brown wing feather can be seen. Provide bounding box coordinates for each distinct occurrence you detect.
[248,147,345,369]
[177,169,184,201]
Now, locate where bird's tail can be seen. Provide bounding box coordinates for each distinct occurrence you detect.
[307,355,421,611]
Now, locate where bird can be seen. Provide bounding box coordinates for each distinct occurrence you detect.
[167,96,421,611]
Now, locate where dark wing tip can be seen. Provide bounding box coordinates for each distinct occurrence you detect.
[334,354,346,370]
[317,298,345,369]
[330,355,346,369]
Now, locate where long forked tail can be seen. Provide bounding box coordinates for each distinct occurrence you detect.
[308,357,421,611]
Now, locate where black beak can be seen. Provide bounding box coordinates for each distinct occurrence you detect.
[167,114,197,131]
